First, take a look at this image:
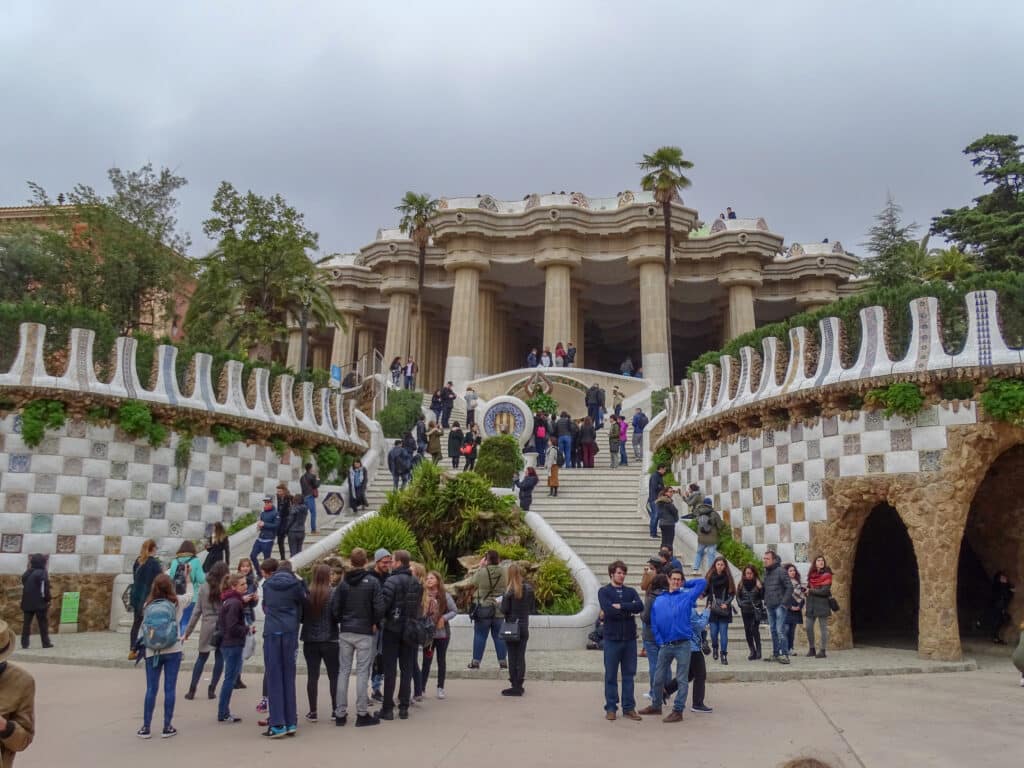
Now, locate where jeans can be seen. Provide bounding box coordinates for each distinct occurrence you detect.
[587,404,600,425]
[179,603,194,637]
[647,502,658,537]
[742,611,762,656]
[421,636,449,689]
[381,629,415,712]
[264,631,299,728]
[506,631,529,690]
[218,644,243,719]
[441,408,452,429]
[472,617,508,663]
[337,632,375,717]
[694,543,717,572]
[643,638,660,698]
[632,433,643,460]
[660,523,675,549]
[404,375,414,390]
[806,615,828,650]
[664,650,706,707]
[287,531,305,558]
[304,495,317,532]
[303,641,339,715]
[557,436,572,471]
[21,610,49,647]
[250,538,273,570]
[652,641,691,712]
[610,445,619,468]
[535,438,546,467]
[602,638,638,714]
[709,620,729,654]
[143,651,182,730]
[767,604,789,657]
[188,648,224,693]
[786,620,797,652]
[619,441,628,466]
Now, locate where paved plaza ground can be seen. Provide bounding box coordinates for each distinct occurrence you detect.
[12,650,1023,768]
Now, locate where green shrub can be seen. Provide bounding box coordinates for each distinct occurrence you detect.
[476,540,531,562]
[340,515,420,560]
[378,389,423,438]
[687,520,762,576]
[540,593,583,615]
[981,378,1024,425]
[146,422,169,447]
[941,380,975,400]
[533,556,577,606]
[86,405,114,424]
[418,539,449,582]
[474,434,525,487]
[651,387,670,417]
[269,436,288,458]
[524,390,558,416]
[648,445,677,486]
[211,423,247,446]
[865,382,925,419]
[0,301,118,375]
[314,443,353,484]
[226,511,258,535]
[116,400,167,446]
[20,399,67,448]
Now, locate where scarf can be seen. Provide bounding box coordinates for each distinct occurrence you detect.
[808,569,832,589]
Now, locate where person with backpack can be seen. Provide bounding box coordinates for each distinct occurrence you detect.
[301,565,340,723]
[183,561,229,701]
[631,407,648,461]
[250,496,279,571]
[260,558,307,738]
[447,422,464,469]
[19,554,51,650]
[704,556,736,665]
[533,413,548,467]
[499,563,535,696]
[685,497,724,574]
[545,437,561,496]
[287,495,309,558]
[202,523,230,574]
[300,463,321,534]
[387,439,411,490]
[168,541,206,635]
[419,570,457,700]
[461,432,478,472]
[216,570,250,724]
[513,466,539,511]
[275,484,292,560]
[379,550,423,721]
[736,565,765,660]
[136,572,194,739]
[129,540,162,659]
[468,550,508,671]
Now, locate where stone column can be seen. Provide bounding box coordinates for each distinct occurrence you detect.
[444,254,488,390]
[628,252,671,389]
[382,290,414,366]
[539,262,574,353]
[330,312,358,372]
[725,284,756,340]
[572,287,585,369]
[429,327,446,390]
[355,324,375,370]
[285,328,302,370]
[477,284,499,378]
[719,253,764,342]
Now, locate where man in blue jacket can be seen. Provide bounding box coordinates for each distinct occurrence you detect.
[249,496,279,570]
[598,561,645,721]
[260,559,307,738]
[647,465,667,538]
[639,570,707,722]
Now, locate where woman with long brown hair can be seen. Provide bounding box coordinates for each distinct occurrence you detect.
[300,564,339,722]
[736,564,764,660]
[183,561,229,700]
[419,570,457,699]
[203,523,230,573]
[499,563,535,696]
[138,572,193,739]
[129,539,161,659]
[705,556,736,665]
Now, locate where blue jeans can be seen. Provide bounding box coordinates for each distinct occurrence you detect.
[647,501,658,537]
[304,495,317,532]
[218,644,244,719]
[602,638,638,714]
[404,375,414,390]
[535,438,546,467]
[709,620,729,654]
[472,617,507,663]
[264,632,299,728]
[652,641,691,712]
[143,651,182,730]
[557,436,573,470]
[643,638,660,698]
[694,543,717,572]
[619,441,628,466]
[179,604,194,636]
[250,538,273,569]
[767,604,789,657]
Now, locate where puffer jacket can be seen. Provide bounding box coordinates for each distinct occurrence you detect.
[261,570,306,636]
[331,568,385,635]
[301,592,339,643]
[382,566,422,633]
[763,561,792,609]
[650,578,707,646]
[736,578,764,614]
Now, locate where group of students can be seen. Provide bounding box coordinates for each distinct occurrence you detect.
[387,417,483,490]
[525,341,577,368]
[529,404,649,471]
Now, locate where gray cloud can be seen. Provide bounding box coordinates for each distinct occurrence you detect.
[2,0,1022,256]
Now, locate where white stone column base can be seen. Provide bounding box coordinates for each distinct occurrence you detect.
[643,352,670,389]
[444,356,474,392]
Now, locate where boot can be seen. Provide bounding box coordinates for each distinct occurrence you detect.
[806,647,816,657]
[184,686,196,701]
[712,646,718,661]
[721,652,728,666]
[208,685,216,700]
[816,650,827,658]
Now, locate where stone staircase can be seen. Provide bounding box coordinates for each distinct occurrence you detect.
[420,392,468,428]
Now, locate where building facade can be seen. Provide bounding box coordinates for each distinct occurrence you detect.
[300,191,859,390]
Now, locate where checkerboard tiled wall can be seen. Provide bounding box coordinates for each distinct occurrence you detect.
[0,416,303,574]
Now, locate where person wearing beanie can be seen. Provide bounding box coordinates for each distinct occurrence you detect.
[19,555,52,649]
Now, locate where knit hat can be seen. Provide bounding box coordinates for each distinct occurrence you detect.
[704,497,713,505]
[373,548,391,564]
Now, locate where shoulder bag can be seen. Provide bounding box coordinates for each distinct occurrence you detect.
[470,569,498,621]
[500,618,521,644]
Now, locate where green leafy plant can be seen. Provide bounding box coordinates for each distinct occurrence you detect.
[269,436,288,458]
[648,445,677,486]
[377,389,424,438]
[941,380,975,400]
[340,515,420,560]
[314,443,353,484]
[418,539,449,583]
[532,556,578,607]
[476,540,531,562]
[211,423,246,446]
[865,382,925,419]
[226,511,258,535]
[147,422,169,447]
[174,435,192,472]
[85,405,114,425]
[474,434,525,487]
[651,387,670,417]
[20,399,67,448]
[540,593,583,615]
[981,378,1024,425]
[524,389,558,416]
[116,400,168,446]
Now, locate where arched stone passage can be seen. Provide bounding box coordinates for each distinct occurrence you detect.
[851,503,919,648]
[958,443,1024,642]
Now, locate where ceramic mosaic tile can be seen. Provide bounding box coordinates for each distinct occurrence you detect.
[752,487,763,505]
[207,488,219,504]
[790,462,803,482]
[104,536,121,555]
[35,474,57,493]
[764,466,775,485]
[920,450,943,471]
[843,434,861,455]
[741,470,750,489]
[209,454,223,472]
[790,423,803,442]
[192,436,209,453]
[8,454,30,473]
[134,446,151,463]
[779,522,792,543]
[91,441,108,459]
[63,456,83,475]
[808,479,824,500]
[128,519,145,537]
[59,495,80,515]
[188,504,202,521]
[168,520,183,537]
[751,449,761,469]
[12,415,22,433]
[56,535,76,554]
[221,507,234,523]
[743,508,753,526]
[30,513,52,533]
[80,555,97,573]
[822,416,838,437]
[82,515,102,535]
[792,501,806,522]
[730,455,739,473]
[150,502,166,519]
[806,440,820,460]
[5,492,27,514]
[866,454,885,474]
[864,411,884,431]
[763,429,775,447]
[794,542,809,563]
[1,533,22,553]
[778,483,790,503]
[824,458,839,479]
[712,460,719,476]
[153,465,169,484]
[131,482,147,500]
[108,498,125,517]
[171,485,186,503]
[777,444,789,464]
[739,436,749,452]
[87,477,105,496]
[190,470,207,487]
[890,429,912,451]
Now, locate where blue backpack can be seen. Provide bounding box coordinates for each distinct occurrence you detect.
[140,599,179,651]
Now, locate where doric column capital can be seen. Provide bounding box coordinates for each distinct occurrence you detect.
[444,253,489,273]
[479,279,504,295]
[626,248,667,268]
[534,252,582,270]
[717,253,765,289]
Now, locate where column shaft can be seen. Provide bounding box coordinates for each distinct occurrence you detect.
[285,329,302,370]
[543,264,573,352]
[445,267,481,389]
[726,284,756,340]
[477,290,497,378]
[638,261,671,388]
[383,292,413,366]
[330,313,357,372]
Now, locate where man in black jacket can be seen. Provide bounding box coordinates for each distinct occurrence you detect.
[379,550,423,721]
[20,554,51,649]
[762,550,794,664]
[440,382,456,429]
[332,548,385,727]
[647,465,668,539]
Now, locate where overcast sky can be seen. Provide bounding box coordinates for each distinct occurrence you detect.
[3,1,1022,257]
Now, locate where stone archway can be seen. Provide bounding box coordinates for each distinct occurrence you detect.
[851,503,919,648]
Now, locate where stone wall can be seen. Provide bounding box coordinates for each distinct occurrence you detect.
[1,573,114,633]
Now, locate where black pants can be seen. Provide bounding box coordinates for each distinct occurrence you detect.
[441,409,452,429]
[452,456,460,469]
[130,612,143,651]
[276,532,288,560]
[303,641,340,715]
[381,630,415,712]
[189,649,224,693]
[660,523,675,549]
[466,409,475,427]
[742,611,762,656]
[507,631,529,691]
[421,637,449,690]
[465,456,476,471]
[287,532,304,558]
[21,610,49,647]
[663,650,706,707]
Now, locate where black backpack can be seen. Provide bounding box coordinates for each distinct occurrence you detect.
[172,557,190,595]
[696,504,716,535]
[556,447,566,467]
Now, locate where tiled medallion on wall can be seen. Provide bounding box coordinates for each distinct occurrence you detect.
[1,533,23,553]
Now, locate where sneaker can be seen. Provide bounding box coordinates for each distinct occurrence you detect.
[778,655,791,665]
[256,697,268,713]
[467,661,480,669]
[136,726,151,739]
[335,715,347,726]
[642,692,652,700]
[286,725,297,736]
[378,710,394,721]
[763,655,778,662]
[437,688,446,700]
[355,713,379,727]
[499,660,508,670]
[219,714,242,723]
[305,712,318,723]
[268,726,288,739]
[691,704,713,713]
[413,694,424,702]
[160,726,177,739]
[398,708,409,720]
[372,690,383,701]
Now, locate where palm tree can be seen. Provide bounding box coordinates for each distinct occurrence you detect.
[396,192,439,361]
[924,246,978,283]
[638,146,694,385]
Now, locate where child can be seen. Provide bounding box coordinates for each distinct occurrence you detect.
[236,558,259,697]
[20,554,52,649]
[217,572,250,723]
[546,437,560,497]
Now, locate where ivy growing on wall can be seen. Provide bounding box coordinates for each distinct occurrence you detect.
[865,382,926,419]
[980,379,1024,426]
[20,399,67,448]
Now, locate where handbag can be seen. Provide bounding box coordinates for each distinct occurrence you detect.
[755,602,769,624]
[471,568,498,622]
[828,597,841,613]
[500,618,521,644]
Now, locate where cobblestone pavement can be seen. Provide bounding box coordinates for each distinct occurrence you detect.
[13,654,1024,768]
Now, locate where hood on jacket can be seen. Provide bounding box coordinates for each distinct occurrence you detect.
[29,553,47,570]
[344,568,370,587]
[264,570,303,594]
[221,588,242,602]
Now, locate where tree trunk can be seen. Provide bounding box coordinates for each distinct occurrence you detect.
[663,200,674,386]
[299,306,310,375]
[414,243,425,362]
